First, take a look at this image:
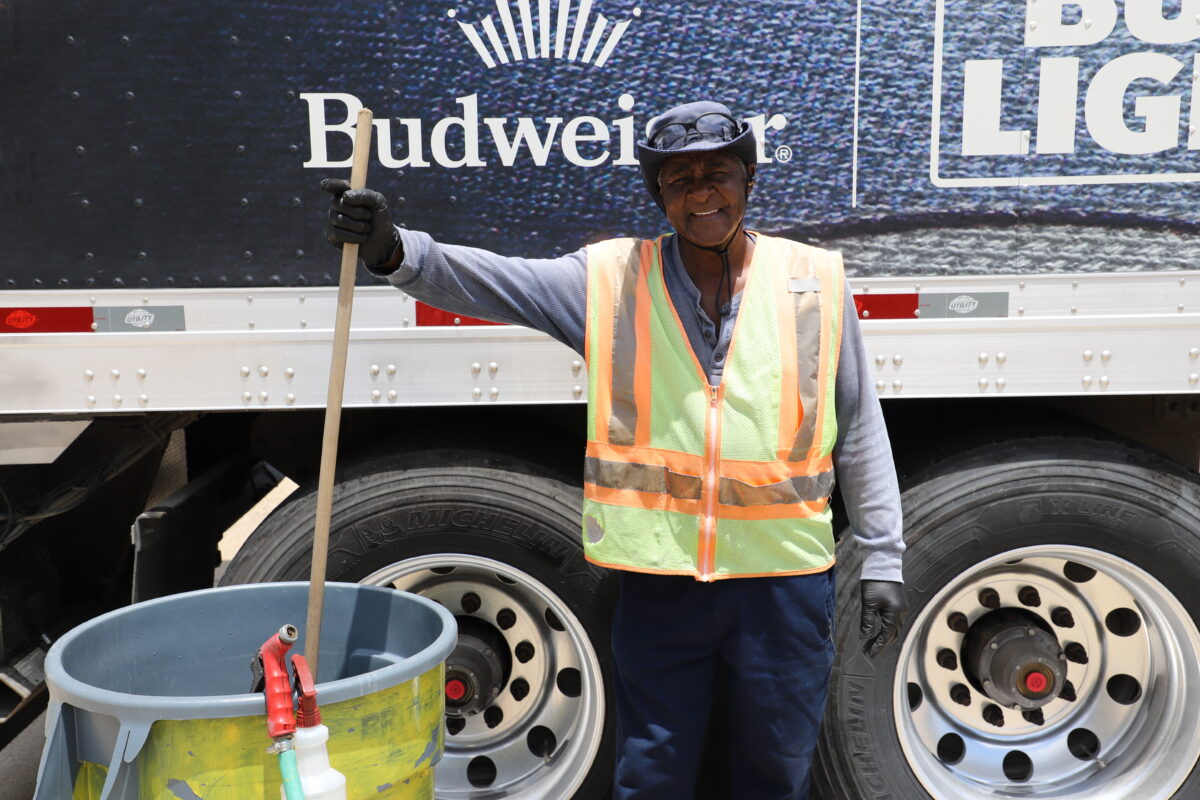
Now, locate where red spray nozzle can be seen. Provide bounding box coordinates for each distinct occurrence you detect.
[259,624,299,738]
[291,653,322,728]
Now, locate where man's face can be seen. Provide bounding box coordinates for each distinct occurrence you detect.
[658,151,753,248]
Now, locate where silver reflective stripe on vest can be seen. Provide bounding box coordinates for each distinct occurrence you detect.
[718,470,836,506]
[607,246,642,447]
[585,457,703,499]
[789,272,823,461]
[588,457,834,507]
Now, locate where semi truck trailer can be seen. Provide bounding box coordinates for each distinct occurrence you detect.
[3,1,1200,797]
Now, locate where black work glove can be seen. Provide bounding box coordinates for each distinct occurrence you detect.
[321,178,402,268]
[860,579,905,658]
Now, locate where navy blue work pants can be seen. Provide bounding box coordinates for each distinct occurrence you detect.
[611,569,836,800]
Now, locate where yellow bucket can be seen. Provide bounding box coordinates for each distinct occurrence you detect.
[34,582,456,799]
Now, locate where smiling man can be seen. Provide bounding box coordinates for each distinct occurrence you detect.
[323,100,906,800]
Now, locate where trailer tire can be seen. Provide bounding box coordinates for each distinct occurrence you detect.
[219,449,614,800]
[814,438,1200,800]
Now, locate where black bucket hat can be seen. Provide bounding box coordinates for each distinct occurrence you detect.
[636,101,758,211]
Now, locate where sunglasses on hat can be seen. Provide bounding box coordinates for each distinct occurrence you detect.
[648,112,741,151]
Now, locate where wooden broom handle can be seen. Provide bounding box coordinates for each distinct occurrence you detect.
[306,108,374,680]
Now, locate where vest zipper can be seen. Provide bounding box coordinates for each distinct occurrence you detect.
[699,384,721,581]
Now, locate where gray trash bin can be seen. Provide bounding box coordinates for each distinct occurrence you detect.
[34,581,456,799]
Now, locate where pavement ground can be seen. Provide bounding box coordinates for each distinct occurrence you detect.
[0,479,297,799]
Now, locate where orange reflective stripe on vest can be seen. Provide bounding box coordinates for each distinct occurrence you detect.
[582,234,844,580]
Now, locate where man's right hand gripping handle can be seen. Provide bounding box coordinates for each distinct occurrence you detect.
[321,178,402,269]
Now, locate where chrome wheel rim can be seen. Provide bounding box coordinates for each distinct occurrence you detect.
[896,545,1200,799]
[362,554,605,799]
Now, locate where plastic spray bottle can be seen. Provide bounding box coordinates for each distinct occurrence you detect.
[288,654,347,800]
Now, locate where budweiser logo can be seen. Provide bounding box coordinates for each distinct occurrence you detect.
[302,93,790,169]
[301,2,792,171]
[5,310,36,329]
[450,1,640,69]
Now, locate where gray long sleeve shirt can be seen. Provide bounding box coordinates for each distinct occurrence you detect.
[372,228,904,582]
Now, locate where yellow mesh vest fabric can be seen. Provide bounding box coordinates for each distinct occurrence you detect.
[583,235,842,579]
[720,244,784,462]
[645,241,708,456]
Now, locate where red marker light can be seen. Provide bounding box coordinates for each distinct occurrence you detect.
[1025,672,1048,694]
[446,679,468,701]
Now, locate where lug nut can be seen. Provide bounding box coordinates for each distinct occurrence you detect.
[983,704,1005,727]
[1060,680,1077,702]
[1018,586,1042,607]
[461,592,482,614]
[936,649,959,671]
[948,612,970,634]
[1051,607,1075,628]
[950,683,972,706]
[978,588,1001,610]
[1065,642,1088,664]
[1022,708,1045,726]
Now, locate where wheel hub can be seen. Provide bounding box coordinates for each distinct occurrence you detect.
[962,609,1067,710]
[444,617,508,717]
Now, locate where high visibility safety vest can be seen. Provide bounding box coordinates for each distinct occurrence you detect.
[582,233,844,581]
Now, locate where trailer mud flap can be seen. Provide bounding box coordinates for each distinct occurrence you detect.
[131,456,276,603]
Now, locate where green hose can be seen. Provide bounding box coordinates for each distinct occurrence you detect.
[278,745,306,800]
